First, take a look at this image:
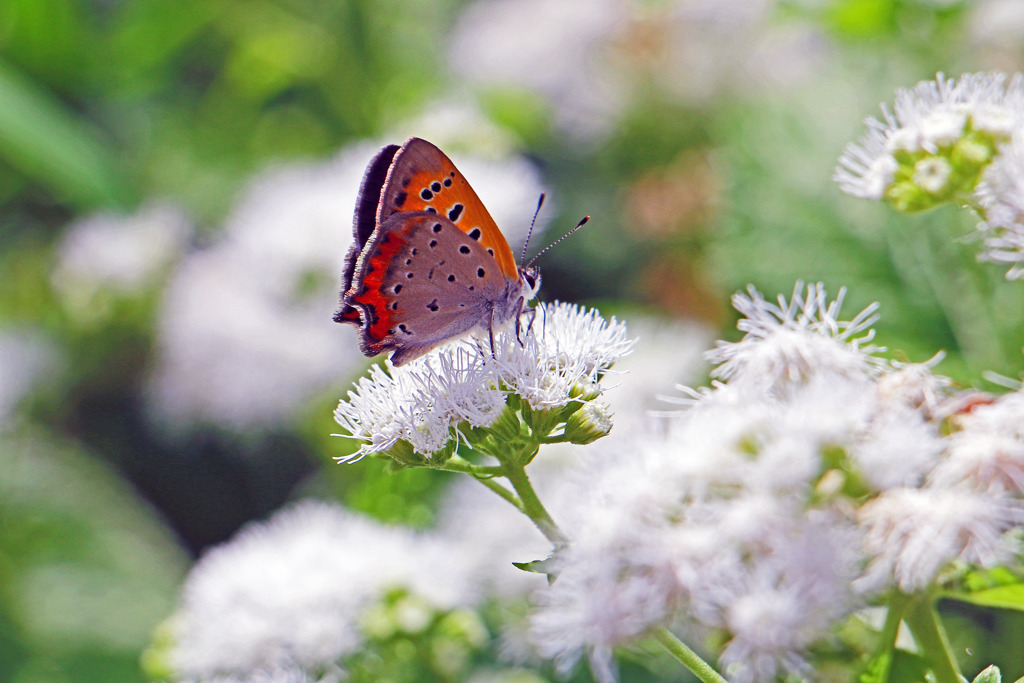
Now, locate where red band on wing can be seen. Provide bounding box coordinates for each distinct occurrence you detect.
[348,231,408,348]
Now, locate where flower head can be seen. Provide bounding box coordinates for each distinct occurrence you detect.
[521,283,1024,682]
[857,487,1020,593]
[707,282,883,395]
[835,72,1024,209]
[976,132,1024,278]
[333,302,632,462]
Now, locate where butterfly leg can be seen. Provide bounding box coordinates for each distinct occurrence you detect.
[514,296,531,347]
[488,306,497,359]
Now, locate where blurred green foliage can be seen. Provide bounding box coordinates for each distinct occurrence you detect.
[3,0,1024,680]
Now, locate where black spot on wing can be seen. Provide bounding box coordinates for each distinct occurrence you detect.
[449,204,465,222]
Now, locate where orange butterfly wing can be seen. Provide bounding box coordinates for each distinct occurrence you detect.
[375,138,520,280]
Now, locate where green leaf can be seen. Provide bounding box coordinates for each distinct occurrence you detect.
[946,583,1024,612]
[972,665,1001,683]
[0,59,128,208]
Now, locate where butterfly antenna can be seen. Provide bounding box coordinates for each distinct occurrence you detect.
[521,193,545,264]
[525,215,589,269]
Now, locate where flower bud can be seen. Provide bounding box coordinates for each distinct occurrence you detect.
[563,401,613,445]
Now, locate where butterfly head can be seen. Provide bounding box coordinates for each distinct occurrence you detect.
[520,266,541,302]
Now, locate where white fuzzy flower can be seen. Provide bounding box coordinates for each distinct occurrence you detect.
[849,400,943,490]
[496,302,633,409]
[876,354,951,418]
[976,133,1024,278]
[714,514,861,683]
[523,283,991,682]
[334,302,632,460]
[836,72,1024,201]
[934,389,1024,493]
[527,397,865,683]
[857,486,1020,593]
[170,500,479,682]
[708,282,883,394]
[334,345,506,459]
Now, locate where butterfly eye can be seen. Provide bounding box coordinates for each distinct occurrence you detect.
[522,268,539,290]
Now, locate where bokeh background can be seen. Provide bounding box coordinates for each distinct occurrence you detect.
[4,0,1024,681]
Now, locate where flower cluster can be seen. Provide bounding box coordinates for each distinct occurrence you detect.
[835,71,1024,277]
[526,283,1024,682]
[158,500,486,683]
[333,302,633,464]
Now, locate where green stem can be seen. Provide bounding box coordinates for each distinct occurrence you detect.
[654,627,727,683]
[875,593,911,683]
[891,216,1007,373]
[442,456,523,511]
[903,595,961,683]
[443,455,504,477]
[501,462,567,546]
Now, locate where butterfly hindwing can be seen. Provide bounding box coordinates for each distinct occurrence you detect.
[335,143,401,325]
[345,212,512,364]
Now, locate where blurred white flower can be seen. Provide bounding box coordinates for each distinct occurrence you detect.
[857,487,1019,593]
[601,316,710,425]
[177,661,315,683]
[334,302,632,460]
[52,203,191,321]
[146,147,368,432]
[170,500,479,682]
[449,0,824,139]
[522,283,1020,682]
[935,389,1024,493]
[969,0,1024,60]
[876,354,951,418]
[449,0,626,139]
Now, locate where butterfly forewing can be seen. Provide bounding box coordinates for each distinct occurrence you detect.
[376,138,520,280]
[345,213,514,364]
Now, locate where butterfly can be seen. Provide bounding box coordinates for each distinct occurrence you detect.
[335,138,540,366]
